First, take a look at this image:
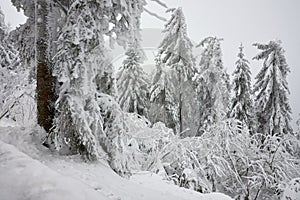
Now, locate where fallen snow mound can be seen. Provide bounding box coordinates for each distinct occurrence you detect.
[0,127,233,200]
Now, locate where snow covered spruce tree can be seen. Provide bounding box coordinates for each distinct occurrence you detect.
[0,6,29,124]
[150,7,195,134]
[253,40,292,137]
[230,44,255,133]
[194,37,230,135]
[0,8,19,70]
[150,57,179,133]
[117,42,149,117]
[50,0,146,175]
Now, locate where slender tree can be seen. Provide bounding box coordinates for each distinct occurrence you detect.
[195,37,230,135]
[253,40,292,137]
[230,44,255,133]
[117,43,149,117]
[150,57,179,133]
[152,7,195,133]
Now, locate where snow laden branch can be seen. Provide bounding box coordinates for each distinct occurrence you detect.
[125,117,300,199]
[144,8,167,22]
[148,0,168,9]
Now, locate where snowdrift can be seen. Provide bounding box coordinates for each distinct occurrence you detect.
[0,127,233,200]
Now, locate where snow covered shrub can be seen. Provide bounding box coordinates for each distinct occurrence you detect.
[124,113,174,172]
[0,80,36,127]
[157,119,247,193]
[156,118,300,199]
[247,133,300,200]
[159,135,211,193]
[97,93,132,176]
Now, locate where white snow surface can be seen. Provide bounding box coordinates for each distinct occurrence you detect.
[282,178,300,200]
[0,126,233,200]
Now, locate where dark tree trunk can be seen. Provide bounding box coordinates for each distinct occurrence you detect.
[178,74,183,134]
[179,92,183,133]
[36,0,56,132]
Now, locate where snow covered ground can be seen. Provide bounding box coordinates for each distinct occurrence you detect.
[0,126,233,200]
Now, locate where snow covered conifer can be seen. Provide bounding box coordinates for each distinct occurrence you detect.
[253,40,292,137]
[151,7,195,133]
[10,0,37,82]
[230,44,255,133]
[150,57,179,133]
[0,7,19,69]
[0,7,7,39]
[0,6,32,125]
[194,37,230,135]
[117,42,149,117]
[51,0,146,169]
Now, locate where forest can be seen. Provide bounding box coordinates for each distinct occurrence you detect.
[0,0,300,200]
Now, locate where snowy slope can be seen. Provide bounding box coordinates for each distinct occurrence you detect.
[0,127,232,200]
[0,140,110,200]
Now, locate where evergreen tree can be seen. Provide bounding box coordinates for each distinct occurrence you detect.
[0,6,19,69]
[0,6,32,124]
[0,7,7,40]
[50,0,146,172]
[117,43,149,117]
[297,114,300,138]
[194,37,230,135]
[253,40,292,137]
[10,0,36,81]
[150,57,179,133]
[151,7,195,133]
[230,44,255,133]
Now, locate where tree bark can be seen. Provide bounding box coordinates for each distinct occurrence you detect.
[36,0,56,132]
[179,92,183,133]
[178,74,183,134]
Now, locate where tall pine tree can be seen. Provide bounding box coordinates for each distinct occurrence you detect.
[151,7,195,133]
[117,42,149,117]
[195,37,230,135]
[230,44,255,133]
[253,40,292,137]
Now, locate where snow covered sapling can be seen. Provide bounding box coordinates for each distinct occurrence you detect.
[117,42,149,117]
[253,40,292,138]
[230,44,255,134]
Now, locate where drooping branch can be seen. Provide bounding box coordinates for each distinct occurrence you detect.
[149,0,168,8]
[144,8,167,22]
[52,0,68,14]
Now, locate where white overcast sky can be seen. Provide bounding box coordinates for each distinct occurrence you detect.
[0,0,300,127]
